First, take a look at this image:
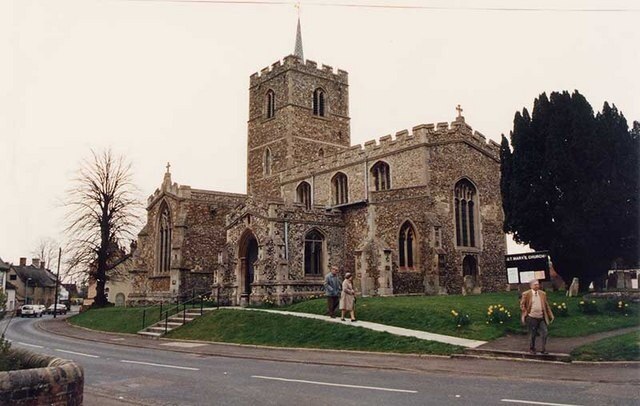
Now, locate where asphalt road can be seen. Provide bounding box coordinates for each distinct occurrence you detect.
[2,315,638,406]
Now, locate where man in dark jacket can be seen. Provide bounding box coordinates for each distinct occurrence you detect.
[324,267,342,318]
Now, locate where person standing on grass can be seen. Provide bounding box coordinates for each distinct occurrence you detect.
[324,267,342,318]
[340,272,357,322]
[520,279,555,354]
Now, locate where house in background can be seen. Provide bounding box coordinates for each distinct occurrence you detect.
[0,257,11,310]
[8,258,57,306]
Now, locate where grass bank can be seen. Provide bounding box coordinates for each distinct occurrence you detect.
[571,331,640,361]
[165,309,462,355]
[69,306,162,334]
[284,292,640,341]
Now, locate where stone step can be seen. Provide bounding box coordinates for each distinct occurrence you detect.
[147,326,175,333]
[460,348,571,363]
[168,317,195,323]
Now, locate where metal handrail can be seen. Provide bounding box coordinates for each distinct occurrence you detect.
[140,288,219,331]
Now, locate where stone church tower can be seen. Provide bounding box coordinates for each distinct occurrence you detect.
[246,20,351,198]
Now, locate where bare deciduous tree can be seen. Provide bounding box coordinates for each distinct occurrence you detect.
[65,149,141,307]
[31,237,58,270]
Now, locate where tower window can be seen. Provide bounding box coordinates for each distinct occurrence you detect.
[331,172,348,205]
[454,179,478,247]
[266,90,275,119]
[371,161,391,191]
[399,221,417,269]
[296,181,312,210]
[304,229,325,276]
[264,148,272,176]
[313,88,326,117]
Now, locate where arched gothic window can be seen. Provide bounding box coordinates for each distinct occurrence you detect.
[371,161,391,191]
[331,172,348,205]
[158,204,172,274]
[265,90,275,119]
[313,88,326,117]
[264,148,272,176]
[304,229,324,276]
[454,179,478,247]
[296,181,312,210]
[399,221,416,268]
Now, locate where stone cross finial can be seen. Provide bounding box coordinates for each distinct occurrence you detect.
[456,104,463,118]
[166,162,171,173]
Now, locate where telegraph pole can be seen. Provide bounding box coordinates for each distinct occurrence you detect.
[53,247,61,318]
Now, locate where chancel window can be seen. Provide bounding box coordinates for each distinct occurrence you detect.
[266,90,275,119]
[399,221,416,268]
[313,88,326,117]
[371,161,391,191]
[331,172,348,205]
[304,229,324,276]
[264,148,272,176]
[296,181,312,210]
[454,179,478,247]
[158,204,172,274]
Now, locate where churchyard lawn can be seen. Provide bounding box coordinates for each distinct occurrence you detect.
[285,291,640,341]
[571,330,640,361]
[165,309,462,355]
[68,291,638,358]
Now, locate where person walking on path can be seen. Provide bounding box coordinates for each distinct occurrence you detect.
[340,272,357,322]
[324,267,342,318]
[520,279,555,354]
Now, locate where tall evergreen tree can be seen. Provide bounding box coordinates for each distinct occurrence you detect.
[502,91,639,290]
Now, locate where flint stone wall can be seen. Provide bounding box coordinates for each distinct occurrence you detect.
[0,348,84,406]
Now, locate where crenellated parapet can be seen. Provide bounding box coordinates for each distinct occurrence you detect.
[279,117,500,184]
[249,55,348,88]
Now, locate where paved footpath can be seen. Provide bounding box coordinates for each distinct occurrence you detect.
[239,307,487,348]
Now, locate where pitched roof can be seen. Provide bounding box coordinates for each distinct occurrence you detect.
[0,257,10,271]
[11,264,56,288]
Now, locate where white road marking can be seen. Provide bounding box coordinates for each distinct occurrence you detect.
[55,349,100,358]
[501,399,583,406]
[17,342,44,349]
[120,360,200,371]
[251,375,418,394]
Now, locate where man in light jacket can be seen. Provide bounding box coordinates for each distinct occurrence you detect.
[520,279,555,354]
[324,267,342,318]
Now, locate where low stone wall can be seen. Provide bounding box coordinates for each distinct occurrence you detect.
[0,348,84,405]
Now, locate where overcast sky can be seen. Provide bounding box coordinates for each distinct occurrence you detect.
[1,0,638,265]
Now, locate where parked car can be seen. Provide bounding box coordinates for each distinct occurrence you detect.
[20,305,43,318]
[47,304,67,315]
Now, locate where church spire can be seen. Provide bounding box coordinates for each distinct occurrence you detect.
[294,16,304,60]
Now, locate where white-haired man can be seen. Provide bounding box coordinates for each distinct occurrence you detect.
[520,279,555,354]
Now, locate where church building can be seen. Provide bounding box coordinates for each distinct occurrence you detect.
[128,22,507,306]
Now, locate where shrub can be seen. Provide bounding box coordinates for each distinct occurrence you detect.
[552,301,569,317]
[578,299,599,314]
[604,299,631,316]
[486,304,511,324]
[450,309,470,328]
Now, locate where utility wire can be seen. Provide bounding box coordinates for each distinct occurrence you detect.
[121,0,640,13]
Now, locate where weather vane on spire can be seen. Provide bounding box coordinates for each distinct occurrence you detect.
[294,2,304,60]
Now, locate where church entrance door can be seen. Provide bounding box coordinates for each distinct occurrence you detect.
[462,255,478,283]
[239,231,258,297]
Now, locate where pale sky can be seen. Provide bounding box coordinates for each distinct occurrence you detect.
[1,0,639,265]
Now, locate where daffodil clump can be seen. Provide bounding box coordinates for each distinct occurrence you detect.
[450,309,470,328]
[578,299,599,314]
[604,299,631,316]
[552,301,569,317]
[486,304,511,324]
